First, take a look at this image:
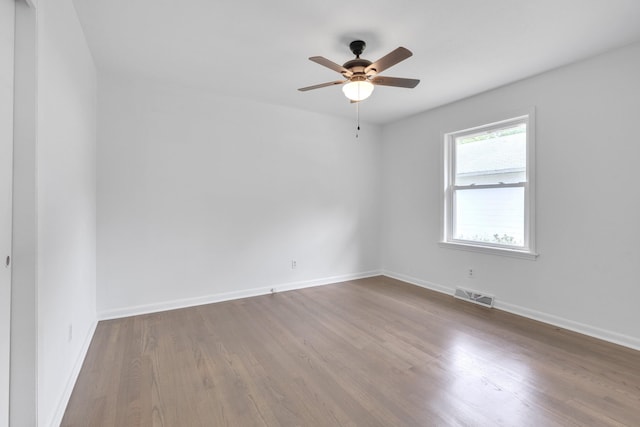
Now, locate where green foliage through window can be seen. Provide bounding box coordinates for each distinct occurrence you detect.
[458,124,526,144]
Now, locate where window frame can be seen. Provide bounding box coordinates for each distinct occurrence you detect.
[440,112,538,260]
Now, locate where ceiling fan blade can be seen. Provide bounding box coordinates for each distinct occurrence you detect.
[309,56,352,76]
[365,47,413,74]
[370,76,420,88]
[298,80,346,92]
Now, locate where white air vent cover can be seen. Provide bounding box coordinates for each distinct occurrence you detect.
[454,287,494,308]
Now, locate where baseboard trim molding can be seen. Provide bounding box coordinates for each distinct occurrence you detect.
[98,270,382,320]
[49,318,98,427]
[99,270,640,351]
[381,270,454,296]
[494,300,640,352]
[382,270,640,352]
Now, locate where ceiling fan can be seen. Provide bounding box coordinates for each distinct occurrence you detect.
[298,40,420,102]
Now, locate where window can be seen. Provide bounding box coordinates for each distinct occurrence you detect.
[441,113,536,259]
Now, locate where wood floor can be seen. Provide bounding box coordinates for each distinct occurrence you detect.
[62,276,640,426]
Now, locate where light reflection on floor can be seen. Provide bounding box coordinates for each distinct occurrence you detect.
[437,333,540,426]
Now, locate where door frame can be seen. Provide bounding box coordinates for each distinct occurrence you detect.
[0,0,16,425]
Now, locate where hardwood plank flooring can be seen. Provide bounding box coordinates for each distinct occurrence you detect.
[62,276,640,426]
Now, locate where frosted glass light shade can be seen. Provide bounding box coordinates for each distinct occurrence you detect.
[342,80,374,101]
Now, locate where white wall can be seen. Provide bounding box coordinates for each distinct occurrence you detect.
[97,76,381,317]
[381,42,640,349]
[37,0,97,425]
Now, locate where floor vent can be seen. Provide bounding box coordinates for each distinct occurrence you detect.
[454,287,495,308]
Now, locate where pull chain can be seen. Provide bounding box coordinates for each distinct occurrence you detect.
[356,101,360,139]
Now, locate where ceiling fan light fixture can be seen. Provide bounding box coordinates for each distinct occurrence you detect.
[299,41,419,105]
[342,79,374,101]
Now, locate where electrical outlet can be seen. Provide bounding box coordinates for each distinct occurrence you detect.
[291,260,297,269]
[467,268,474,278]
[68,324,73,342]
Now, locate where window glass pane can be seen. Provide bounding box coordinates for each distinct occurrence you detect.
[454,187,524,247]
[455,123,526,186]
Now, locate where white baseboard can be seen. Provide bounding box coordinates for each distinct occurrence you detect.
[494,300,640,352]
[98,270,382,320]
[49,319,98,427]
[382,270,640,352]
[381,270,455,296]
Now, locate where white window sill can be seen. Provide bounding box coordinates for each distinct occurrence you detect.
[438,241,538,260]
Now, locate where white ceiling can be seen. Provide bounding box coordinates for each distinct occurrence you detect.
[72,0,640,124]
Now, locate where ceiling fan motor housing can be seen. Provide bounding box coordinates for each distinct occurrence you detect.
[345,41,375,78]
[343,58,373,76]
